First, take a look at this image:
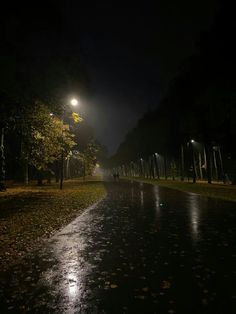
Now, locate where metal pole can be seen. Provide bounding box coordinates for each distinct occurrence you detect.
[191,143,196,183]
[181,144,184,181]
[60,152,64,190]
[60,110,65,190]
[154,154,160,179]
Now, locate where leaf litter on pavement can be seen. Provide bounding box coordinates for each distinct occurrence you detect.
[0,180,106,271]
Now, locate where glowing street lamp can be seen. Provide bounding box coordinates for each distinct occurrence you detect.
[189,139,196,183]
[70,98,79,107]
[60,98,79,190]
[181,140,196,182]
[154,153,160,179]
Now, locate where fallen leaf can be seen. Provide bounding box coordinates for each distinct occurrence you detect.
[162,280,171,289]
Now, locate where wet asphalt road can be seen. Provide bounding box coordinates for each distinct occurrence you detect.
[0,180,236,313]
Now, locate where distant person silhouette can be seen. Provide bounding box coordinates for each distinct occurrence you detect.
[113,173,119,181]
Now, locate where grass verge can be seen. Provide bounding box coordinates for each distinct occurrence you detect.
[124,177,236,202]
[0,178,106,270]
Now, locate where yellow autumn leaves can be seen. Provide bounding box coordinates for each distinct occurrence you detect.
[72,112,83,124]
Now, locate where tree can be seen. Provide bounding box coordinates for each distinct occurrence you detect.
[20,102,76,185]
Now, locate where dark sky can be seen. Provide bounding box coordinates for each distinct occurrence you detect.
[71,1,219,154]
[1,1,220,154]
[71,3,159,154]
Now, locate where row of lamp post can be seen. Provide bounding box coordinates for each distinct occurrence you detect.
[113,139,224,184]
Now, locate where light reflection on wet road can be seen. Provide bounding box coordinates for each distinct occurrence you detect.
[0,180,236,313]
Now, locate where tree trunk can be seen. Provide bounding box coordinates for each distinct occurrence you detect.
[24,162,29,185]
[47,170,52,184]
[164,156,167,180]
[83,158,86,181]
[180,145,184,181]
[60,153,64,189]
[66,157,70,180]
[55,161,59,182]
[205,144,213,184]
[218,147,224,181]
[37,171,43,186]
[192,148,198,183]
[154,155,160,179]
[199,152,203,180]
[145,160,148,178]
[213,150,218,181]
[0,127,6,191]
[151,157,155,179]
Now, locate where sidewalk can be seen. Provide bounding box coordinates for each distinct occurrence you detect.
[122,176,236,202]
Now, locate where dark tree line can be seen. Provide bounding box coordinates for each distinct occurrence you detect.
[108,4,236,183]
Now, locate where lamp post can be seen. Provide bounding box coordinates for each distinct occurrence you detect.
[187,139,197,183]
[154,153,160,179]
[140,158,143,177]
[60,98,79,190]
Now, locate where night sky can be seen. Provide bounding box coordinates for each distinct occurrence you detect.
[1,1,220,154]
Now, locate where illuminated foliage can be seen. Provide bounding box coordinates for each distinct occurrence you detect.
[72,112,83,124]
[21,102,76,171]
